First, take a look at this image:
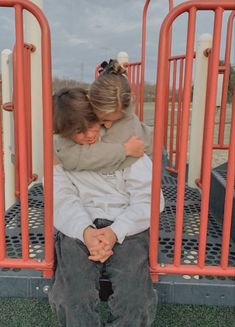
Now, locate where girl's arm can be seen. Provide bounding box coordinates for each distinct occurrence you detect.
[54,134,144,172]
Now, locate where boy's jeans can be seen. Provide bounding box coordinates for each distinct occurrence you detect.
[49,228,156,327]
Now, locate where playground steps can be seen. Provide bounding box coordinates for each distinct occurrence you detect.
[1,177,235,306]
[209,162,235,241]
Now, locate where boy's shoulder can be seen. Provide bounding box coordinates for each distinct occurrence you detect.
[54,134,75,151]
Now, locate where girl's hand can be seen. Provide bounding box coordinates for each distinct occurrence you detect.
[124,135,144,157]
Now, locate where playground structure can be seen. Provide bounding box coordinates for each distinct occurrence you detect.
[0,0,234,306]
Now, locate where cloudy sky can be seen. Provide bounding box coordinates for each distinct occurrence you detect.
[0,0,234,83]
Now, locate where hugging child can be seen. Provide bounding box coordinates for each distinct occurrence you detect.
[54,60,153,172]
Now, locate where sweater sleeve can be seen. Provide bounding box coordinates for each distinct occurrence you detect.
[53,164,95,242]
[54,135,126,171]
[133,115,153,156]
[110,155,165,243]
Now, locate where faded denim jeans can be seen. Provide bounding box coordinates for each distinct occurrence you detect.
[49,229,156,327]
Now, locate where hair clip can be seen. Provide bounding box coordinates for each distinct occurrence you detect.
[100,59,127,76]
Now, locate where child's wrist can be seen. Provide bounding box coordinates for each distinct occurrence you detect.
[123,142,130,156]
[83,225,95,238]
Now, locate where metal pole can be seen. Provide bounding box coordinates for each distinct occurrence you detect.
[188,34,212,188]
[24,0,44,181]
[1,49,15,209]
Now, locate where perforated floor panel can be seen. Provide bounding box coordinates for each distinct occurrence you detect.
[1,179,235,304]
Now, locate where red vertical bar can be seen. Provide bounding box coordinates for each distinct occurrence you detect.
[198,52,212,187]
[220,89,235,268]
[164,60,171,149]
[169,0,174,11]
[24,45,32,182]
[0,97,6,260]
[150,24,170,277]
[198,7,224,268]
[169,60,177,168]
[133,64,136,111]
[218,12,235,146]
[136,64,140,117]
[41,12,53,277]
[139,0,150,122]
[15,5,29,260]
[164,2,174,148]
[174,7,196,267]
[175,58,184,170]
[12,48,20,198]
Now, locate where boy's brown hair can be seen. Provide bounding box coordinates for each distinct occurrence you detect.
[53,87,99,138]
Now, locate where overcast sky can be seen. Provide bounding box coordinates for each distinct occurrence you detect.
[0,0,234,83]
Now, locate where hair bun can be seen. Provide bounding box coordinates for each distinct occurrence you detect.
[100,59,127,76]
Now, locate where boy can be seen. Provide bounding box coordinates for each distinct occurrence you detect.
[50,87,165,327]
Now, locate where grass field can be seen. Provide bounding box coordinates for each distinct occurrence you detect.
[0,298,234,327]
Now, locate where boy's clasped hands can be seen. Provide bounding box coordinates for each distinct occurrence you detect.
[83,226,117,263]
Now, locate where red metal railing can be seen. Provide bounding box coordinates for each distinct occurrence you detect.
[0,83,6,261]
[12,43,38,198]
[0,0,53,278]
[166,53,196,174]
[150,1,235,281]
[167,10,234,177]
[196,11,234,188]
[215,11,235,149]
[125,61,142,117]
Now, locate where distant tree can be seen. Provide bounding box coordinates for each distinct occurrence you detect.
[228,64,235,103]
[143,82,155,102]
[52,77,90,93]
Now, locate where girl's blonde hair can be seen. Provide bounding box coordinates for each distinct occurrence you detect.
[89,60,131,114]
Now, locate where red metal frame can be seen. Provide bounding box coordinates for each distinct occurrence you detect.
[216,11,235,148]
[150,1,235,281]
[125,61,142,116]
[13,43,38,198]
[0,87,6,261]
[166,10,234,178]
[0,0,53,278]
[139,0,151,121]
[166,52,196,174]
[197,11,234,188]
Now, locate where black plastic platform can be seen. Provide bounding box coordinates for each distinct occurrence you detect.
[1,178,235,306]
[157,175,235,306]
[210,162,235,241]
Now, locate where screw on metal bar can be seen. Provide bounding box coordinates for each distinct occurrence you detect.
[203,48,212,57]
[24,43,36,52]
[2,102,14,111]
[43,285,50,294]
